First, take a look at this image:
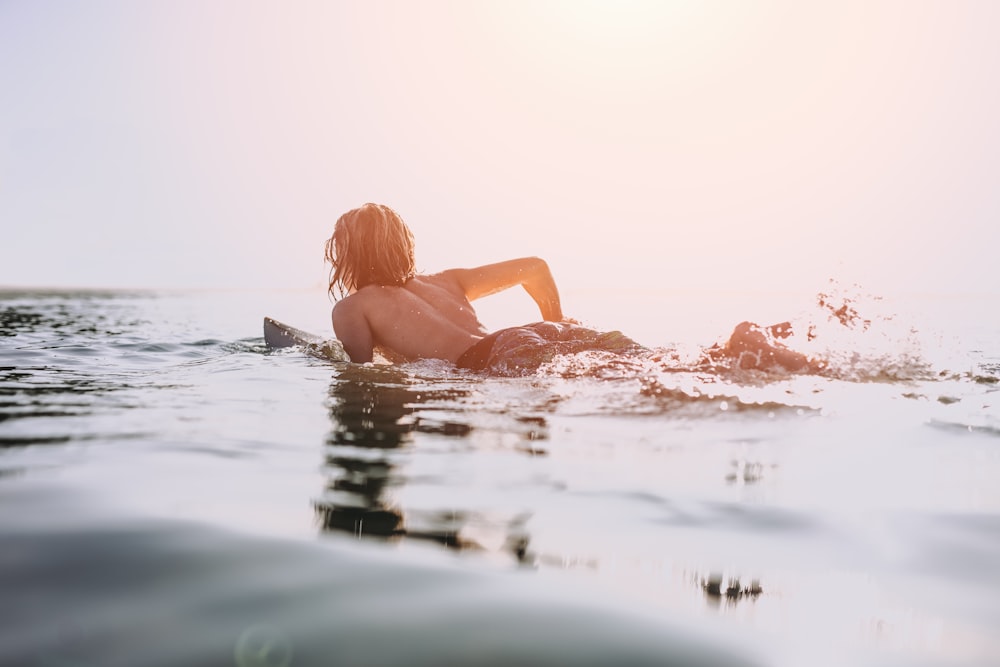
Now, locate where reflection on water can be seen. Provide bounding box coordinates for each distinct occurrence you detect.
[701,573,764,607]
[316,366,536,555]
[316,366,420,539]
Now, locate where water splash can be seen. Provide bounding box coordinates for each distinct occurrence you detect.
[798,281,949,382]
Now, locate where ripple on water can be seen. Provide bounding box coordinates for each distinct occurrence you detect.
[4,289,1000,667]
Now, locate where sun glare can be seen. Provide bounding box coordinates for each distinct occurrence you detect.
[546,0,701,39]
[513,0,712,79]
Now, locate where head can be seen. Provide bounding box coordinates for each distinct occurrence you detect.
[324,203,416,298]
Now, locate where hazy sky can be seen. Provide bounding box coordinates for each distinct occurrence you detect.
[2,1,998,297]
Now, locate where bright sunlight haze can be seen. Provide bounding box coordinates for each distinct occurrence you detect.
[2,2,998,299]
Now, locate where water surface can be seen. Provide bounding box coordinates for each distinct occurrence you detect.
[1,287,998,666]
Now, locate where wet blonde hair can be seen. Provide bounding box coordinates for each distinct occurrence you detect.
[324,203,416,297]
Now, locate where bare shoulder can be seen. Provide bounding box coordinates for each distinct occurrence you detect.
[331,291,364,317]
[334,282,446,319]
[330,293,375,363]
[419,269,466,295]
[331,293,370,338]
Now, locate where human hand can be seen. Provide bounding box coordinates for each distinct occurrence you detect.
[768,321,793,339]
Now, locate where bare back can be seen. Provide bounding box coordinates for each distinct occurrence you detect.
[331,257,565,365]
[331,273,486,364]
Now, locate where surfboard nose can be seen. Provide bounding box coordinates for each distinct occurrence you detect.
[263,317,323,348]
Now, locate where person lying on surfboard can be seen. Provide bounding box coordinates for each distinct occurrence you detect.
[323,203,823,376]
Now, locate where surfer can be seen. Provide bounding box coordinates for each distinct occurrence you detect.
[323,203,822,375]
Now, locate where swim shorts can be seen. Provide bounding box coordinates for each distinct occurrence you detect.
[455,322,642,376]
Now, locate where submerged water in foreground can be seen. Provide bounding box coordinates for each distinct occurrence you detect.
[1,288,998,667]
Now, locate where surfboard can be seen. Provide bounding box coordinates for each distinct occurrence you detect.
[263,317,325,348]
[263,317,348,361]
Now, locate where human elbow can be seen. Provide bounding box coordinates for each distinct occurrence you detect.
[524,257,551,279]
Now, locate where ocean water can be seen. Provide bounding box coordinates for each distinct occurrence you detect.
[1,286,999,667]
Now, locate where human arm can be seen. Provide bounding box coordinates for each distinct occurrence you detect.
[331,298,374,363]
[724,321,822,373]
[444,257,564,322]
